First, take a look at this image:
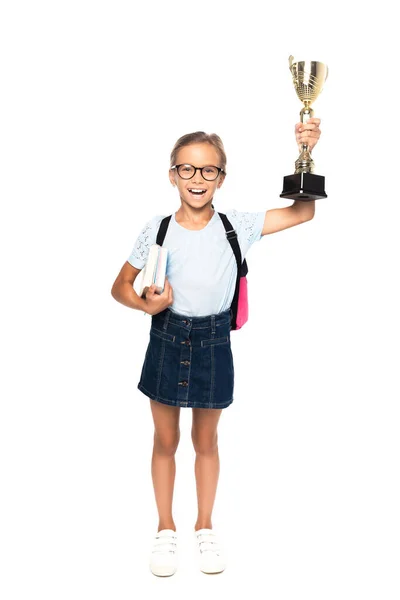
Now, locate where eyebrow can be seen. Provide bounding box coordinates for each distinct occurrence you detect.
[180,163,219,167]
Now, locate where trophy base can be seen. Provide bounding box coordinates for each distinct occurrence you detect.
[280,172,327,201]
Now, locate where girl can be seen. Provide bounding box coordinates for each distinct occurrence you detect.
[111,118,321,576]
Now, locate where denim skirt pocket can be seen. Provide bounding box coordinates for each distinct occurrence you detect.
[201,336,229,347]
[150,327,176,343]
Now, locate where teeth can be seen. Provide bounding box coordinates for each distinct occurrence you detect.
[189,189,205,192]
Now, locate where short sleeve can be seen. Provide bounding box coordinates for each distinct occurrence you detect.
[225,208,266,257]
[127,214,167,269]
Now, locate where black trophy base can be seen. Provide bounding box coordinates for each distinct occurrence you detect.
[280,172,327,201]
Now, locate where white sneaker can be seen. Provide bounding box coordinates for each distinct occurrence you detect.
[194,528,226,574]
[149,529,178,577]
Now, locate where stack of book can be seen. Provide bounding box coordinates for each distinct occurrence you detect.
[139,244,168,299]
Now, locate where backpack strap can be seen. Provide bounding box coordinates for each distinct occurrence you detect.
[218,212,248,329]
[156,215,172,246]
[218,213,248,276]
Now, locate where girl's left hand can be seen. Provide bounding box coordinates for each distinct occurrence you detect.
[295,117,321,152]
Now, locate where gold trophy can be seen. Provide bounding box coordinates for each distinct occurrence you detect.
[280,55,328,201]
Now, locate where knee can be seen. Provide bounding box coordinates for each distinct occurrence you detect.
[191,430,218,456]
[153,430,180,456]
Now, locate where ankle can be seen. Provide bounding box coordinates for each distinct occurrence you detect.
[195,523,212,531]
[158,523,176,532]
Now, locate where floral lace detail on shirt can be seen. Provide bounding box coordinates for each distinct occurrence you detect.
[228,209,262,243]
[132,222,152,263]
[128,215,166,267]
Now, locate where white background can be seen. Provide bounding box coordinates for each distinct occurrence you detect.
[1,0,399,598]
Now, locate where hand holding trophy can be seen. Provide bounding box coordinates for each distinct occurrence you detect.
[280,55,329,201]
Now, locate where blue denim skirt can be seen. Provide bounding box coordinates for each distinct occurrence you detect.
[137,307,234,409]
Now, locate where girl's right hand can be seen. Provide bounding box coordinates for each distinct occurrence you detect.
[144,276,174,316]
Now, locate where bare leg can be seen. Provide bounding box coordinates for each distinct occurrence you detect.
[191,407,223,531]
[149,399,181,532]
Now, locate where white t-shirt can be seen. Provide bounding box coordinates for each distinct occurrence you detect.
[127,208,266,317]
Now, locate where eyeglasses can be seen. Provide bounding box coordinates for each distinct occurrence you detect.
[170,164,225,181]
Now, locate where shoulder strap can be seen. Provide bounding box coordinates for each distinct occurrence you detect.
[218,213,248,276]
[218,212,248,330]
[156,215,172,246]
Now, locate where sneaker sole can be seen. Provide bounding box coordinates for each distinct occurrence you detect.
[200,564,226,574]
[150,564,178,577]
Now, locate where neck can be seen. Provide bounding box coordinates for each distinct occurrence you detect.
[176,200,215,224]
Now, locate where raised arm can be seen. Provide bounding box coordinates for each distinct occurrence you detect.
[261,117,321,236]
[261,200,314,236]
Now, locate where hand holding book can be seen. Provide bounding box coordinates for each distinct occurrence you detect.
[144,276,174,316]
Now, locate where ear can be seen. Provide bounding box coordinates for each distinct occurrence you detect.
[168,169,176,186]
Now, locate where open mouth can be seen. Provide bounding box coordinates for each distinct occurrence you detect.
[187,188,207,197]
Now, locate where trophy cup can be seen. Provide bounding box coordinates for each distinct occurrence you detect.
[280,55,328,201]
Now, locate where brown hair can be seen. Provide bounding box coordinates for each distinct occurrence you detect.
[169,131,227,175]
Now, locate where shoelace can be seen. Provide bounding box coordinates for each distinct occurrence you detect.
[152,534,177,554]
[196,532,221,555]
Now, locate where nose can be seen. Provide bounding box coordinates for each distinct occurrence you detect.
[191,167,206,183]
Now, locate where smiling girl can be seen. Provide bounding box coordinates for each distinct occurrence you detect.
[111,118,321,576]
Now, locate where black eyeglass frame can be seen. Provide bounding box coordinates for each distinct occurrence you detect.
[170,164,225,181]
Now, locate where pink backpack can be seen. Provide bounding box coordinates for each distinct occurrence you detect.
[218,212,248,330]
[235,273,249,330]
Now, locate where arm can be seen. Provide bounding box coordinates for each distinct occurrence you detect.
[111,261,148,311]
[261,200,314,236]
[261,116,321,236]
